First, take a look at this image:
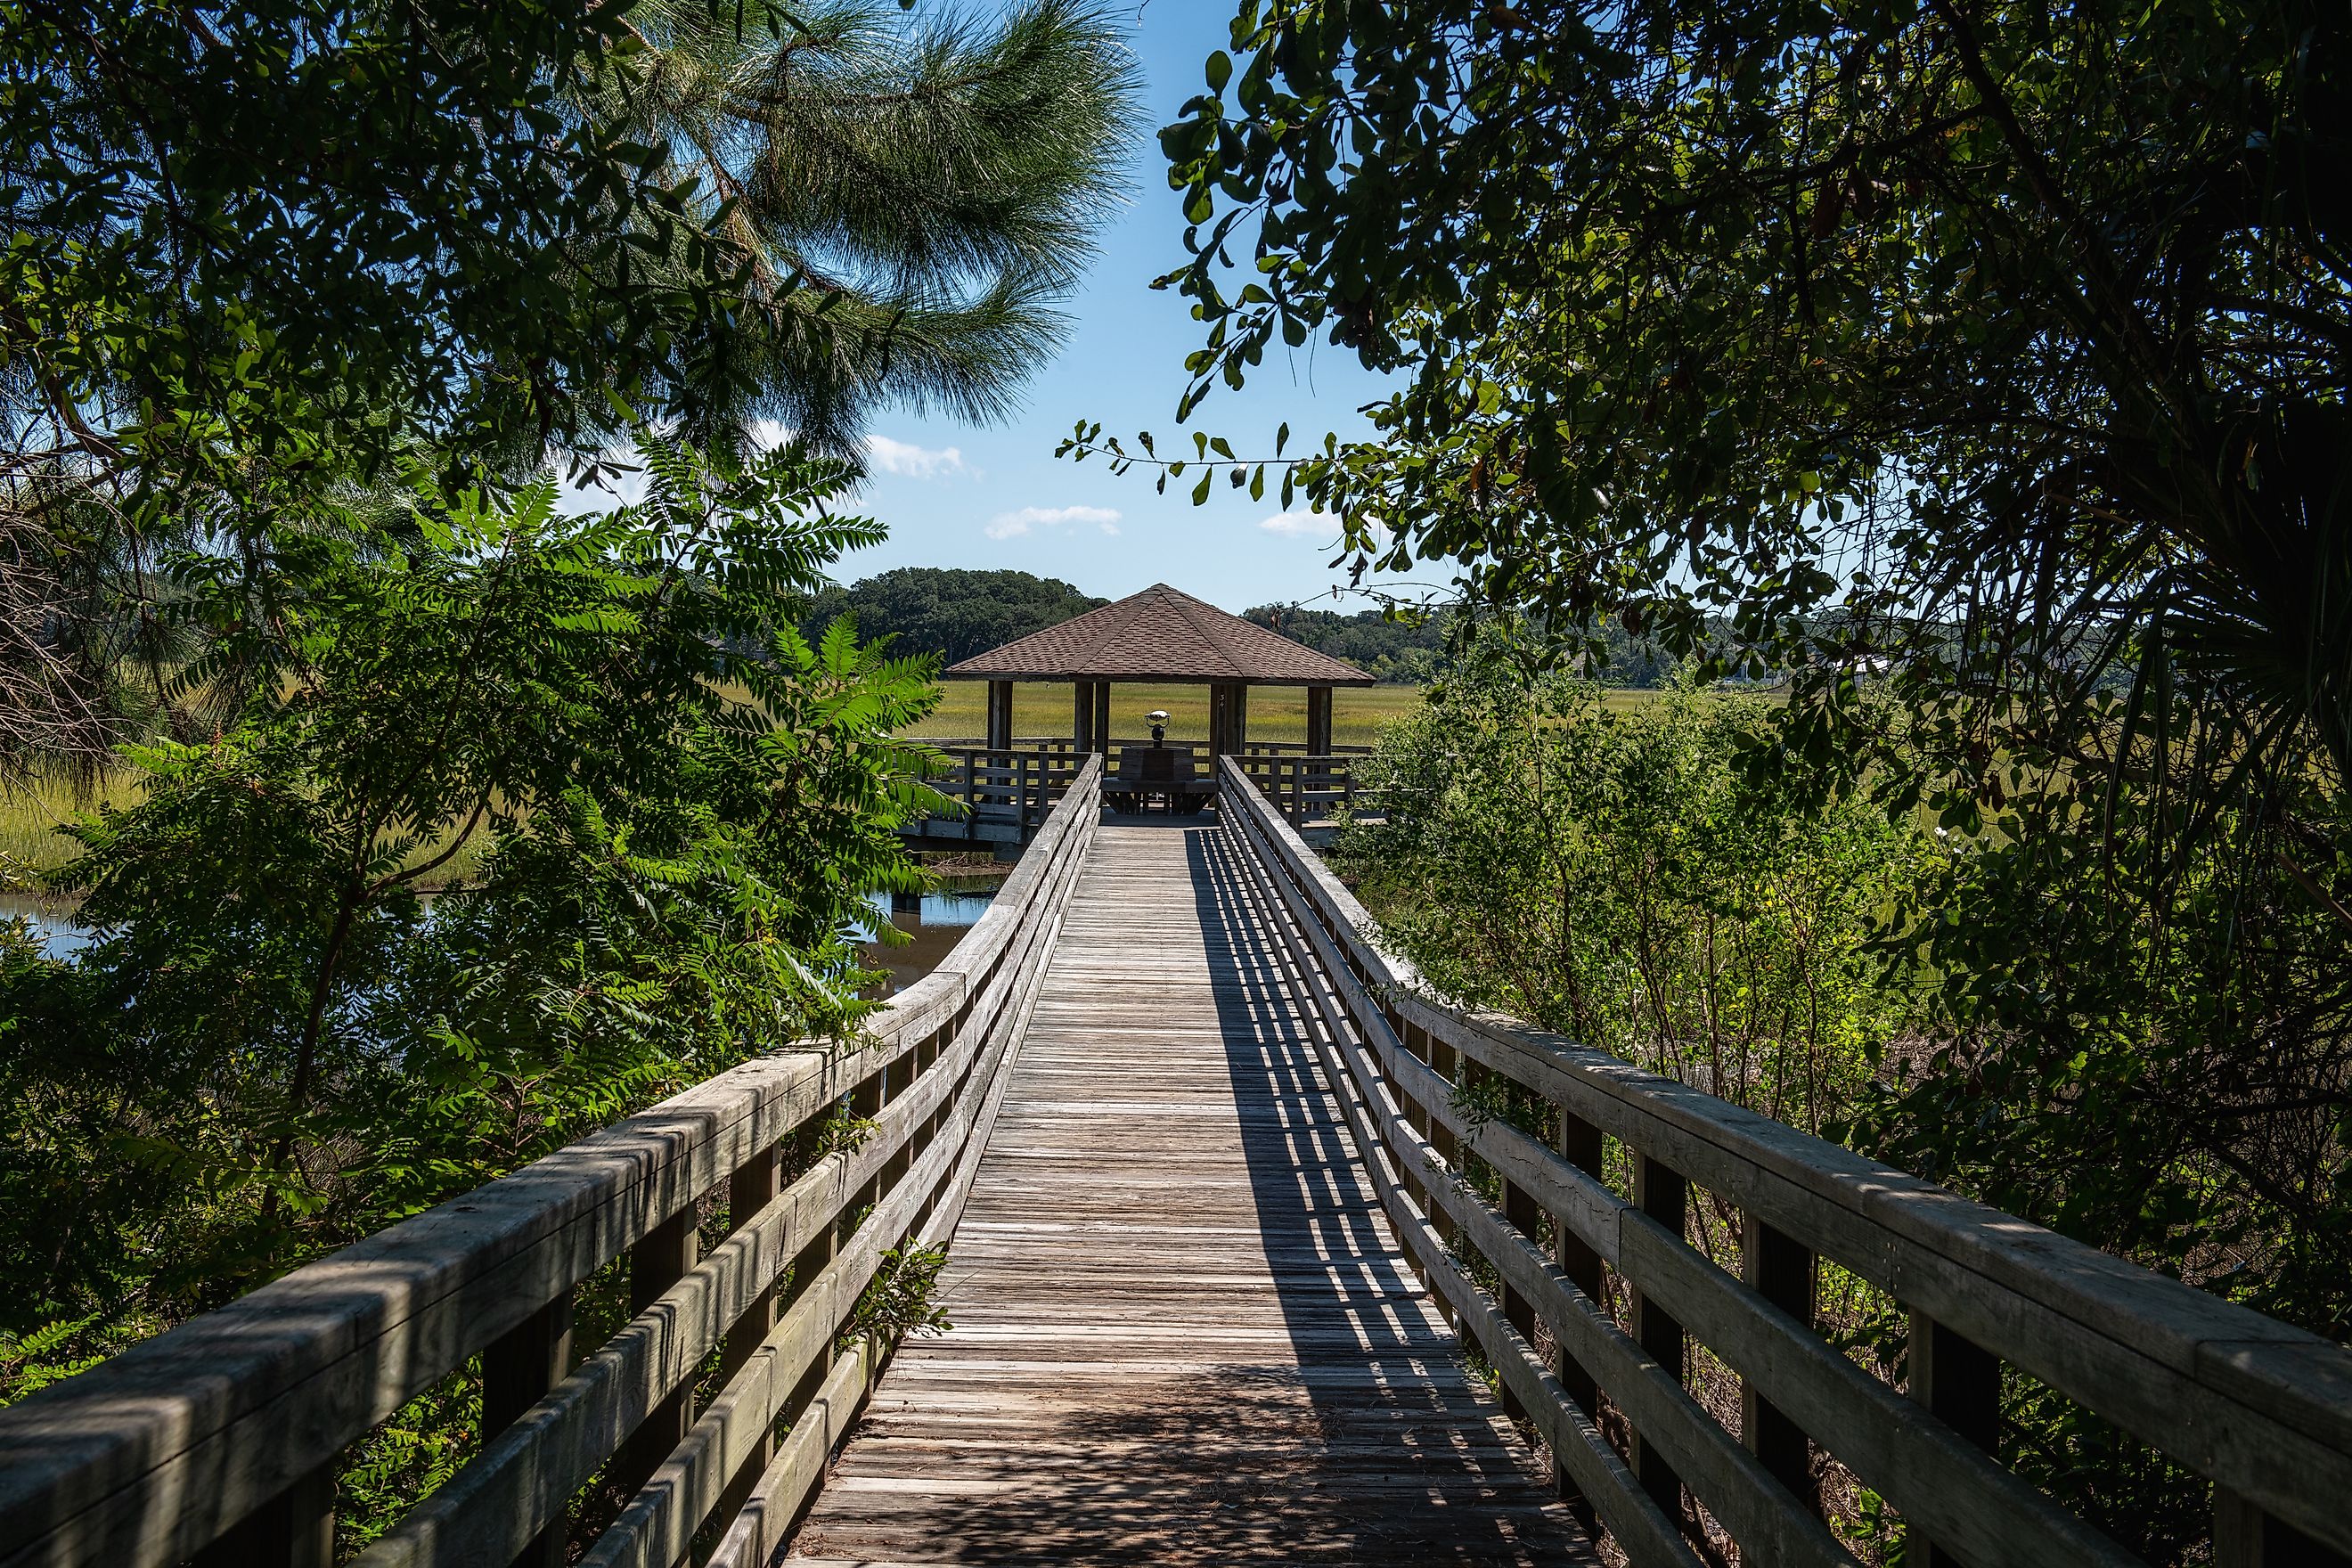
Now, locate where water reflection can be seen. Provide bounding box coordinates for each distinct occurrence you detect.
[0,894,90,960]
[0,886,999,986]
[862,886,998,996]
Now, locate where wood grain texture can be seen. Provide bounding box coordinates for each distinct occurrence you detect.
[1213,756,2352,1556]
[788,821,1596,1565]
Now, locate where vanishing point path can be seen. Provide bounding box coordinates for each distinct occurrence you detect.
[788,820,1594,1564]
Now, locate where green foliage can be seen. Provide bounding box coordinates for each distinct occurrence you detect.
[3,0,706,477]
[0,1315,121,1405]
[0,433,949,1359]
[851,1243,954,1343]
[335,1370,484,1555]
[3,0,1139,774]
[1339,659,1918,1138]
[801,568,1106,666]
[1136,0,2350,801]
[1242,603,1447,684]
[1846,730,2352,1558]
[584,0,1142,452]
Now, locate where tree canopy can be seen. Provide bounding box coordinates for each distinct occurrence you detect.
[1091,0,2347,811]
[3,0,1138,773]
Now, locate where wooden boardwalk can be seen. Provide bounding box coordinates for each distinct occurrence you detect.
[788,820,1594,1565]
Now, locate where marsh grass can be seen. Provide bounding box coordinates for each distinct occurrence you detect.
[906,681,1428,747]
[1,771,500,888]
[0,774,138,879]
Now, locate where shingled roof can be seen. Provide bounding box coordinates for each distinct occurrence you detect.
[943,584,1375,686]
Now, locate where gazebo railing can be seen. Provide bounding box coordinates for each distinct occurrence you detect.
[921,747,1089,836]
[908,739,1366,832]
[1230,750,1359,827]
[918,735,1371,756]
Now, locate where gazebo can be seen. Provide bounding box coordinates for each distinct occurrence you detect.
[944,583,1373,757]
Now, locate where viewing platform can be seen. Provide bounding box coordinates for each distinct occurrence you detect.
[902,584,1376,854]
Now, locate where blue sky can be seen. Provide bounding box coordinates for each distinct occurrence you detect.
[826,4,1398,615]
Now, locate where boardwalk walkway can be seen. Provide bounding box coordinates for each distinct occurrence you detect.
[788,820,1593,1565]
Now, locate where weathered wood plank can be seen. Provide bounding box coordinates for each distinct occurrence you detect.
[0,759,1103,1568]
[1219,757,2352,1555]
[787,821,1596,1565]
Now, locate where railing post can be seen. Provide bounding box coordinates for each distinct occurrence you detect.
[878,1048,919,1201]
[1379,1015,1438,1296]
[617,1205,699,1495]
[1553,1107,1605,1519]
[1741,1216,1819,1511]
[1907,1310,2000,1568]
[1425,1031,1463,1333]
[1500,1149,1541,1430]
[192,1464,336,1568]
[1631,1154,1687,1519]
[1397,1019,1431,1140]
[481,1288,577,1568]
[851,1066,888,1221]
[716,1143,785,1526]
[2217,1490,2352,1568]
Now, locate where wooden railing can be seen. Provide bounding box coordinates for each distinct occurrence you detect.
[916,737,1373,760]
[1230,749,1357,827]
[1217,755,2352,1568]
[921,747,1086,837]
[0,757,1105,1568]
[1237,739,1375,756]
[914,745,1358,835]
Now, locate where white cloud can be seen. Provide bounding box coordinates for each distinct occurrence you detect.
[864,433,968,480]
[1260,510,1392,544]
[1259,509,1336,537]
[747,419,796,451]
[986,503,1122,541]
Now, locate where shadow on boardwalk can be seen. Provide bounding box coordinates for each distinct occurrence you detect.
[786,818,1590,1565]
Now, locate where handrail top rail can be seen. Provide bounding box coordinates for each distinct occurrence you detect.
[1213,755,2352,1463]
[0,756,1107,1556]
[916,737,1373,755]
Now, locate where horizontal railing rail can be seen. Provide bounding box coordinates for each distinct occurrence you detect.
[1217,755,2352,1568]
[1229,749,1358,827]
[0,756,1104,1568]
[916,747,1087,837]
[1236,739,1376,756]
[914,739,1374,757]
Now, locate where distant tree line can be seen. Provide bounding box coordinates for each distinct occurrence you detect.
[799,568,1105,666]
[1245,603,1673,687]
[793,573,1686,687]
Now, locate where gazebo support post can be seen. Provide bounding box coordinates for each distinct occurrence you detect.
[1306,684,1334,760]
[1092,682,1111,755]
[1073,681,1095,755]
[986,679,1014,755]
[1210,682,1249,758]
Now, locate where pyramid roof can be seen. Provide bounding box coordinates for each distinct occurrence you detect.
[943,584,1374,686]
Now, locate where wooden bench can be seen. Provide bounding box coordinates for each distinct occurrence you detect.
[1107,744,1213,813]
